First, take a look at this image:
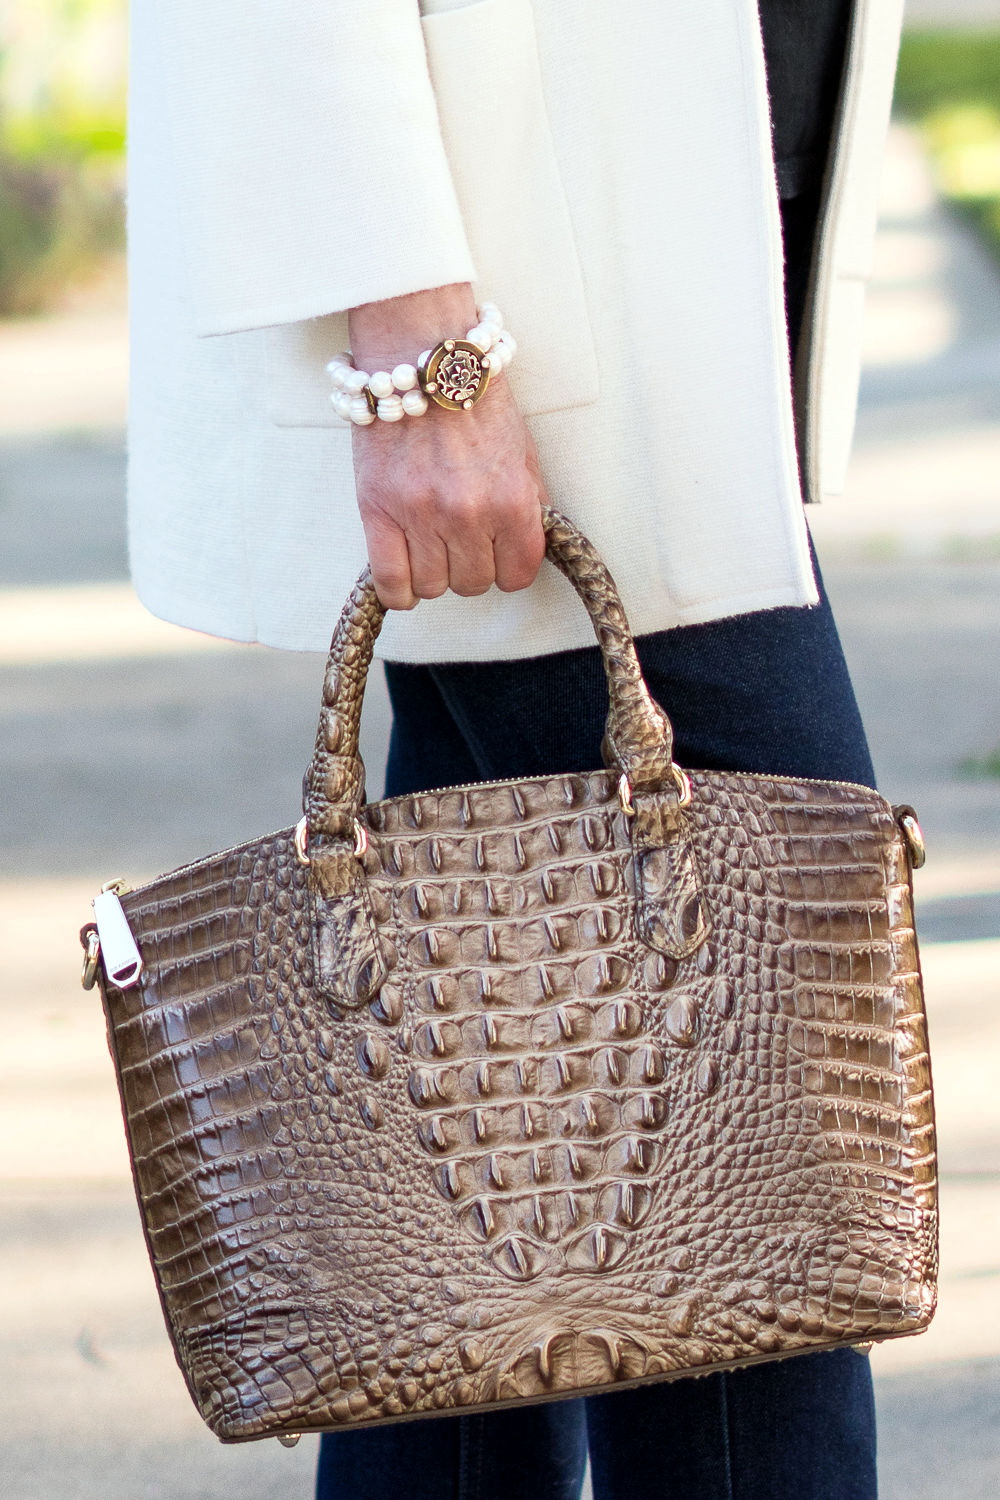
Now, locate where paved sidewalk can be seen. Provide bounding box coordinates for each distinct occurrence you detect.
[2,125,999,1497]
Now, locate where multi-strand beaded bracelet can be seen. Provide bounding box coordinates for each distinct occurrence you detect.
[326,300,517,425]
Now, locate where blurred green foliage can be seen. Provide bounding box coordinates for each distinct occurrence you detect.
[2,14,999,314]
[0,0,126,315]
[895,31,1000,264]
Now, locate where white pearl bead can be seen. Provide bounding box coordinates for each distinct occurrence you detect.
[391,362,418,391]
[331,391,354,420]
[377,395,405,422]
[349,396,376,425]
[485,350,504,372]
[496,342,514,370]
[478,302,501,324]
[369,370,395,399]
[466,325,494,353]
[345,368,370,396]
[401,388,428,416]
[498,331,517,357]
[418,349,433,367]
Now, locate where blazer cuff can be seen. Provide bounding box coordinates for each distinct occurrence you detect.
[151,0,478,337]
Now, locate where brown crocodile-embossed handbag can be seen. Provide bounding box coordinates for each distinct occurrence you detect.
[81,508,937,1446]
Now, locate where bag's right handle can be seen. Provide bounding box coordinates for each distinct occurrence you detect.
[540,509,677,795]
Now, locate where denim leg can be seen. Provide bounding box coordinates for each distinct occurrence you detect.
[386,536,875,793]
[384,659,484,798]
[585,1348,877,1500]
[316,1398,588,1500]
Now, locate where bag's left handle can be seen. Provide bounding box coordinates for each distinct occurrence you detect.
[297,569,390,1011]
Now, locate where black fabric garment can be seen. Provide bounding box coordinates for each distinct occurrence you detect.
[381,533,875,800]
[758,0,853,199]
[780,187,823,362]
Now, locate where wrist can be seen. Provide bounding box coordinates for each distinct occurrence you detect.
[348,281,478,369]
[333,293,515,424]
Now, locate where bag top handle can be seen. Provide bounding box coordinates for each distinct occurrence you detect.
[304,508,678,844]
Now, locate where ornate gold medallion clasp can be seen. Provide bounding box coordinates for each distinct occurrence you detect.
[418,338,491,412]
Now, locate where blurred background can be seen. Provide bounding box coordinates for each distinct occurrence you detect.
[1,2,998,1496]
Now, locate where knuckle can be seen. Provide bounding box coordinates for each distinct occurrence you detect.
[496,566,536,594]
[414,579,448,601]
[372,560,410,592]
[497,481,540,526]
[371,569,413,611]
[451,578,493,598]
[442,489,486,532]
[403,488,437,527]
[376,587,417,612]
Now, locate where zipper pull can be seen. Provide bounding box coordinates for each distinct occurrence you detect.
[92,886,144,990]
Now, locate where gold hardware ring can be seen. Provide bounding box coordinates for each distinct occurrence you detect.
[81,929,101,990]
[896,809,926,870]
[295,816,368,864]
[618,765,692,818]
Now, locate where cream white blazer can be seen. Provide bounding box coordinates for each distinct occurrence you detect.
[126,0,903,662]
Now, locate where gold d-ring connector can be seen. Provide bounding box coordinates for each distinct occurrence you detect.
[294,816,367,864]
[896,808,926,869]
[81,929,101,990]
[618,765,692,818]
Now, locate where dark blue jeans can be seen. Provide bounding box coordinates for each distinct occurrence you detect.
[316,541,878,1499]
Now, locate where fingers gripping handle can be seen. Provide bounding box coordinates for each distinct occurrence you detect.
[305,508,675,841]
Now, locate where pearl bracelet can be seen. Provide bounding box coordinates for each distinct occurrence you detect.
[326,300,517,425]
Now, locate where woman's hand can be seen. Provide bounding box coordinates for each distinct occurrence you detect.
[348,282,549,611]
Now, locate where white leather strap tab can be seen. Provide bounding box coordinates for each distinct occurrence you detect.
[93,889,144,990]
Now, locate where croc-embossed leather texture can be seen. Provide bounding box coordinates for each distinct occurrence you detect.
[84,511,937,1444]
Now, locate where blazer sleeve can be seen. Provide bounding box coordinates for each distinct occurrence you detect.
[148,0,478,337]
